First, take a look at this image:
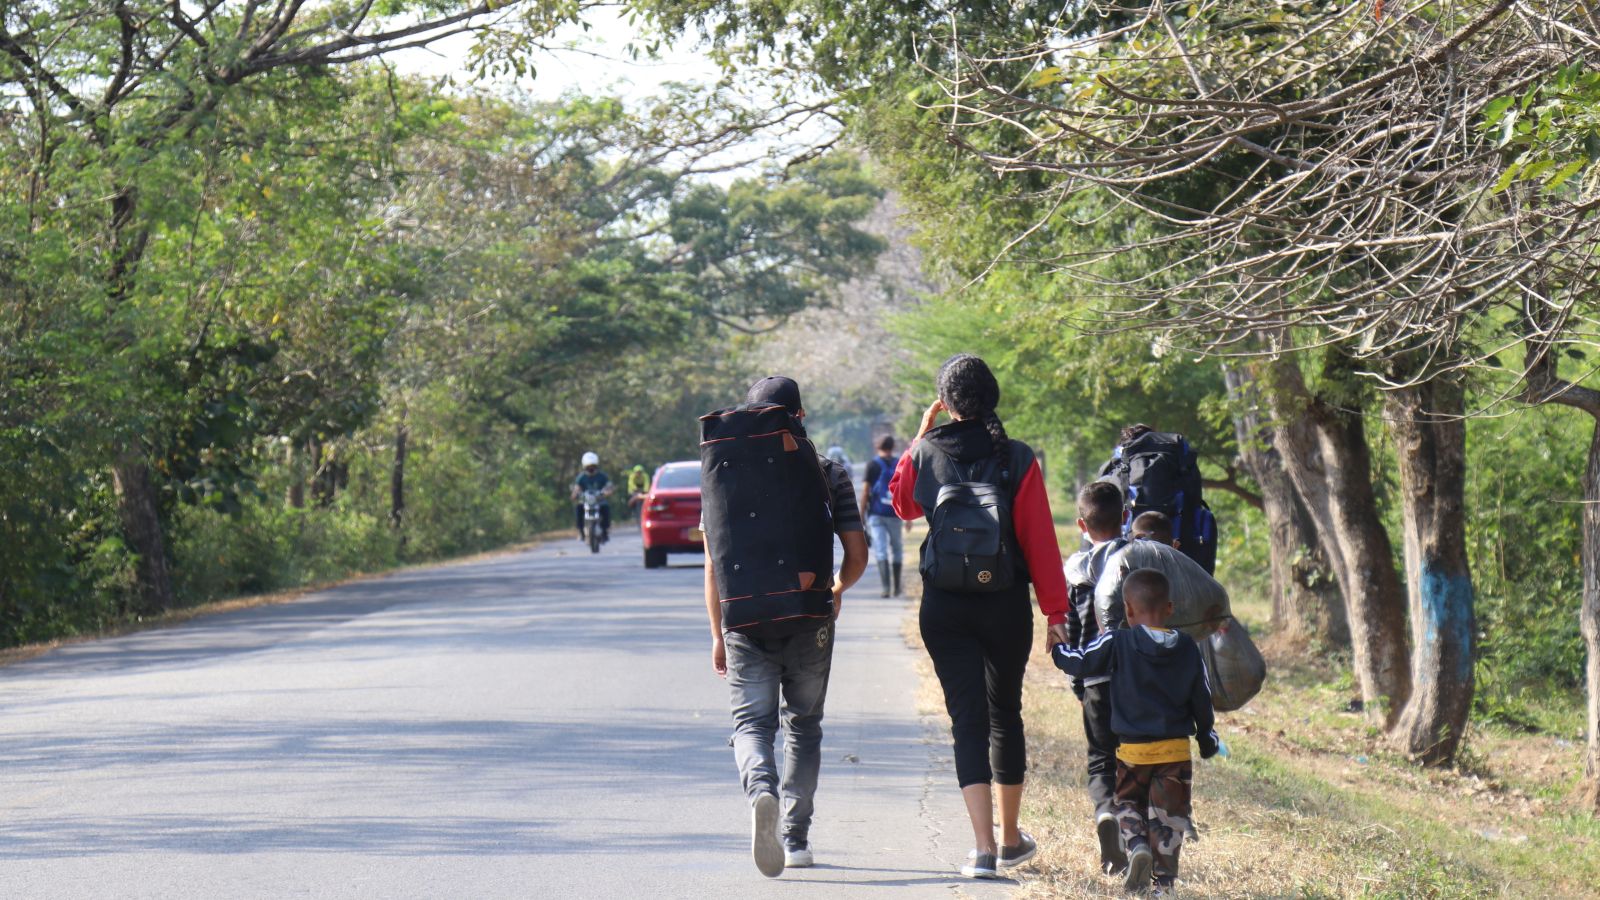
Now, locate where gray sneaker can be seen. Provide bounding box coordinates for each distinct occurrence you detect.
[1098,812,1128,874]
[784,840,814,868]
[1124,845,1153,893]
[960,850,998,879]
[998,830,1037,868]
[751,793,784,878]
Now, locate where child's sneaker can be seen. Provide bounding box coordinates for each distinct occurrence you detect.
[1098,812,1128,874]
[1151,877,1178,897]
[1123,845,1153,894]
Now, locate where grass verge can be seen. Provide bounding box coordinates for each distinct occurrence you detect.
[904,527,1598,898]
[0,530,568,670]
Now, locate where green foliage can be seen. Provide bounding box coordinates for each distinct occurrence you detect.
[0,54,884,645]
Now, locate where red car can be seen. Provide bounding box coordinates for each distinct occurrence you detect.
[642,461,703,568]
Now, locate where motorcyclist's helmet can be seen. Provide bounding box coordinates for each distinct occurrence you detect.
[582,451,600,467]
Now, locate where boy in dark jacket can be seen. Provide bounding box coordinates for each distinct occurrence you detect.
[1052,568,1219,896]
[1063,480,1130,873]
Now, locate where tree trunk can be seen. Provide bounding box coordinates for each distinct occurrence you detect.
[1521,342,1600,808]
[390,421,408,538]
[111,452,174,616]
[1226,365,1349,651]
[1385,380,1476,765]
[1267,356,1411,726]
[1579,422,1600,811]
[285,442,305,509]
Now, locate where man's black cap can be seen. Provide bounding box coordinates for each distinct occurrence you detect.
[746,375,803,413]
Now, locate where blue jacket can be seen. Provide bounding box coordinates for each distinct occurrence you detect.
[1052,626,1218,755]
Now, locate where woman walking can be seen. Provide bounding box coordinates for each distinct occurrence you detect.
[889,354,1070,879]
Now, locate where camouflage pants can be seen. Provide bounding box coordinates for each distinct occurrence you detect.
[1113,759,1192,883]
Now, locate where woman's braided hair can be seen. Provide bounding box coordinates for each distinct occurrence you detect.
[936,353,1009,454]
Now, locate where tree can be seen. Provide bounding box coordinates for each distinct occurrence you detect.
[0,0,600,614]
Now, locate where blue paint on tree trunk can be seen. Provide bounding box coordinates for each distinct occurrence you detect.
[1420,564,1475,680]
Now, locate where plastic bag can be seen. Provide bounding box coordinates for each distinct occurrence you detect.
[1107,540,1231,640]
[1201,617,1266,712]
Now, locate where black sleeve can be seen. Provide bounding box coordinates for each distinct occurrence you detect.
[1192,644,1219,756]
[864,458,882,486]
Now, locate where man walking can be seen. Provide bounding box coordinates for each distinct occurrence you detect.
[859,434,908,597]
[704,376,868,877]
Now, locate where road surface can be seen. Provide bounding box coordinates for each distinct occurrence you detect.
[0,533,1019,898]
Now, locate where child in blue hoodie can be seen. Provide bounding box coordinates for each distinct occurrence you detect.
[1052,568,1219,896]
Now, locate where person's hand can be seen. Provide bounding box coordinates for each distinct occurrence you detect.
[711,636,728,678]
[1048,622,1069,647]
[832,586,845,621]
[916,398,946,439]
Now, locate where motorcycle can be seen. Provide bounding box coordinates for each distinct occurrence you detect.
[580,489,607,554]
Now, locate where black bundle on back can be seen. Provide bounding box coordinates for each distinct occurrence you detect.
[1101,430,1218,573]
[700,403,835,638]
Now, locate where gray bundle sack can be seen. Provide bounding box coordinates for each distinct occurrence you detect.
[1201,616,1267,712]
[1101,539,1231,640]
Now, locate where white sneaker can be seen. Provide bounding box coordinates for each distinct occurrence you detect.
[784,841,814,868]
[751,793,784,878]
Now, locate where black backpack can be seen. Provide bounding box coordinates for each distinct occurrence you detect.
[1100,431,1218,573]
[921,455,1018,593]
[699,402,835,638]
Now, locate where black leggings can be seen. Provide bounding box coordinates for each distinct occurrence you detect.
[919,583,1033,787]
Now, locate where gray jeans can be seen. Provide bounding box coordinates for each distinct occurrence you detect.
[726,623,835,843]
[867,514,903,565]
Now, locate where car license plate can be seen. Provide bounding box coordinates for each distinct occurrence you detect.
[685,528,702,542]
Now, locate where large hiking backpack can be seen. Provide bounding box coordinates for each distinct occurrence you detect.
[1100,431,1218,574]
[921,456,1018,594]
[700,403,835,638]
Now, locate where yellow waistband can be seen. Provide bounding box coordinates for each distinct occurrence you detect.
[1116,738,1192,766]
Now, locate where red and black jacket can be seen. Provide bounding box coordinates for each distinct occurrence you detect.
[888,419,1069,625]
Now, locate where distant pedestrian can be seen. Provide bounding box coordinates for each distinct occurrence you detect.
[859,434,907,598]
[889,353,1070,879]
[701,376,868,877]
[1052,569,1219,896]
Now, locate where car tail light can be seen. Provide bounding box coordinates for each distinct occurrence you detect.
[649,499,672,513]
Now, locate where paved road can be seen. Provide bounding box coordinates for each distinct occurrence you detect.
[0,533,1018,898]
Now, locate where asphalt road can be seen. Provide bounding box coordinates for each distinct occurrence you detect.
[0,532,1019,898]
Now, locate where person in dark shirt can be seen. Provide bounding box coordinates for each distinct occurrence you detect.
[703,375,867,877]
[1052,568,1219,896]
[859,434,908,597]
[571,451,613,541]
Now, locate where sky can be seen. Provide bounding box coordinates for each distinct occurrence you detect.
[389,8,725,103]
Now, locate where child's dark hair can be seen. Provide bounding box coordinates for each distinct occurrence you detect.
[1123,568,1171,615]
[1077,481,1124,534]
[1131,510,1174,545]
[877,434,896,453]
[1120,423,1154,445]
[936,354,1008,453]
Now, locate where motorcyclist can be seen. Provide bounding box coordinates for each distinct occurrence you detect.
[626,464,651,519]
[572,452,614,542]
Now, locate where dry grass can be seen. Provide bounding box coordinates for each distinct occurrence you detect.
[902,525,1600,898]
